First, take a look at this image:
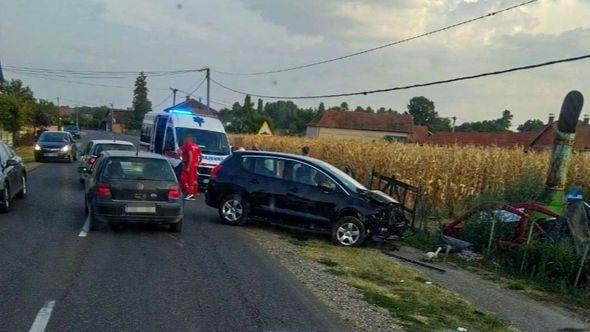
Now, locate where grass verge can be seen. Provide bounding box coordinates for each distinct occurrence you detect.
[294,239,512,331]
[15,146,42,171]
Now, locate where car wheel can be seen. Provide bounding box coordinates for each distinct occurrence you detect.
[170,219,183,232]
[67,154,73,163]
[79,177,85,184]
[34,155,40,162]
[16,176,27,199]
[219,194,249,226]
[0,184,11,213]
[109,221,124,231]
[331,216,367,247]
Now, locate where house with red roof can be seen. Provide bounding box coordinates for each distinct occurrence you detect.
[306,109,428,143]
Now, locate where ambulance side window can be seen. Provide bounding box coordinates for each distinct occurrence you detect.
[140,123,152,144]
[164,127,175,153]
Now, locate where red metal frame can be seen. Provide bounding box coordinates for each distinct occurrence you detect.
[443,201,559,244]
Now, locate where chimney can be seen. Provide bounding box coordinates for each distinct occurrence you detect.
[548,113,555,124]
[584,115,590,126]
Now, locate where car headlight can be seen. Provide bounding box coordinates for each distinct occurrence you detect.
[34,144,41,151]
[61,145,70,152]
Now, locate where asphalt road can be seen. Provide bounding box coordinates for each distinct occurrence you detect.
[0,131,343,332]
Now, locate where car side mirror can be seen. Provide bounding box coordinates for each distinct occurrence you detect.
[5,159,19,167]
[318,181,332,192]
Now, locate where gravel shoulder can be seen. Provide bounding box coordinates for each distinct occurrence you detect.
[243,226,403,332]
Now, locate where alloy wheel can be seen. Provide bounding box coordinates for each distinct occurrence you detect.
[222,199,243,222]
[21,177,27,195]
[336,222,360,246]
[2,187,9,209]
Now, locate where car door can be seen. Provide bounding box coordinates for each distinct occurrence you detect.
[283,161,345,229]
[246,156,290,218]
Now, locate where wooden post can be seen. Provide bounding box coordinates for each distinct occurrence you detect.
[574,243,589,288]
[520,221,536,273]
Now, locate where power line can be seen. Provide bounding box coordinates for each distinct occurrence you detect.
[211,0,538,76]
[5,69,170,90]
[3,65,207,79]
[182,77,207,97]
[153,92,174,109]
[211,53,590,99]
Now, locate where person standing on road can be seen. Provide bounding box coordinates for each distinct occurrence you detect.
[177,135,201,201]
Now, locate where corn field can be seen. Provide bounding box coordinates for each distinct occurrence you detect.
[231,135,590,213]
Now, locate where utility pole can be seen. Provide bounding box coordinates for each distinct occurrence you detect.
[206,68,210,114]
[75,104,79,127]
[451,116,457,132]
[170,88,179,106]
[110,103,114,133]
[56,97,61,130]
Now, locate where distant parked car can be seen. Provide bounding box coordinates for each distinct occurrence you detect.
[205,151,407,246]
[64,125,81,139]
[78,140,135,183]
[0,140,27,213]
[81,151,183,231]
[34,131,78,162]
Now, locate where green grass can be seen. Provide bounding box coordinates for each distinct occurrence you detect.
[15,146,35,163]
[297,239,512,331]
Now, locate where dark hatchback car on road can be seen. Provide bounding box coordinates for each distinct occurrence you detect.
[64,125,81,139]
[0,140,27,213]
[206,151,406,246]
[34,131,78,162]
[81,151,183,232]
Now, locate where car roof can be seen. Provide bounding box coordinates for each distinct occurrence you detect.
[233,150,322,164]
[90,140,134,145]
[41,131,69,134]
[100,150,166,160]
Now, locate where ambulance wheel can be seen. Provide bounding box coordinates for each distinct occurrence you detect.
[219,194,249,226]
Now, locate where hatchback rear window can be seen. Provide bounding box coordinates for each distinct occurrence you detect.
[94,144,135,155]
[101,157,176,182]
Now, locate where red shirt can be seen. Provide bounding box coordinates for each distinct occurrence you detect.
[179,142,201,169]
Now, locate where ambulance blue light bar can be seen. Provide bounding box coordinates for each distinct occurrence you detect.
[168,109,193,115]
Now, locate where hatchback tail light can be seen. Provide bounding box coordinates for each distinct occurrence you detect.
[210,164,223,180]
[96,183,111,197]
[168,186,181,201]
[87,155,98,166]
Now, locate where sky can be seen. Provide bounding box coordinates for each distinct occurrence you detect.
[0,0,589,127]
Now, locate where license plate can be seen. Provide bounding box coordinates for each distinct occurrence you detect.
[44,153,58,157]
[125,206,156,214]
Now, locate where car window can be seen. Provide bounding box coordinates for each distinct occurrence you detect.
[94,144,135,155]
[101,157,176,181]
[289,162,336,190]
[241,156,254,172]
[39,132,68,142]
[253,157,285,179]
[0,143,10,163]
[91,155,103,175]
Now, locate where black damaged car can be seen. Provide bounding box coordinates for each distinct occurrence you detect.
[205,151,407,246]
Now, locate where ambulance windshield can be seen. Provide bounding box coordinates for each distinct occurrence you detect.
[176,128,230,156]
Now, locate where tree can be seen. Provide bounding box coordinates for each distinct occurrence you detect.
[340,102,349,111]
[407,96,451,132]
[257,98,263,113]
[0,79,35,142]
[30,99,56,132]
[318,102,326,115]
[456,110,513,132]
[517,119,545,132]
[131,72,151,129]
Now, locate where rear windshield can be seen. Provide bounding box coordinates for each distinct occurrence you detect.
[65,125,79,131]
[101,157,176,182]
[94,143,135,155]
[39,132,68,142]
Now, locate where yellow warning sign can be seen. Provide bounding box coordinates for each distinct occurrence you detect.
[257,121,273,136]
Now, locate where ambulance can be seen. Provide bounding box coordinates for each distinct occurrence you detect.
[140,104,230,189]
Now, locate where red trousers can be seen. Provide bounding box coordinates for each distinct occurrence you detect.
[180,166,198,195]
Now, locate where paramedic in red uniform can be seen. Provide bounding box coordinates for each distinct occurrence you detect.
[178,135,201,201]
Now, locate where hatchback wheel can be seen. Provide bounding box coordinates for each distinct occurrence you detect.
[170,219,183,232]
[219,194,249,226]
[16,176,27,199]
[332,216,366,246]
[0,184,11,213]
